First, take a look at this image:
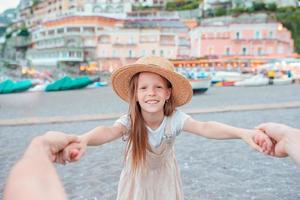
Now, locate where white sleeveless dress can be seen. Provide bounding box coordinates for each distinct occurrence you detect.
[117,117,184,200]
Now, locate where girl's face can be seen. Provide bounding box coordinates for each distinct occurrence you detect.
[137,72,171,116]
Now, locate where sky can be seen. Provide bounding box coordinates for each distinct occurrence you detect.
[0,0,20,13]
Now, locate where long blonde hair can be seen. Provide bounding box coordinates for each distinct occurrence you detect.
[125,72,176,172]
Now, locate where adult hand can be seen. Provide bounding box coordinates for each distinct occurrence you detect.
[36,131,80,163]
[242,129,273,155]
[62,138,87,163]
[256,123,291,157]
[4,131,78,200]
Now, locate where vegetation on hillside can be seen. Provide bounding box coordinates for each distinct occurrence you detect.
[275,7,300,53]
[166,0,201,11]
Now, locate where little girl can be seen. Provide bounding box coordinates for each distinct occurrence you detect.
[62,56,273,200]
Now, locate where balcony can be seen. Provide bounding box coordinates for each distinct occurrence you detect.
[160,41,175,46]
[13,36,31,48]
[177,40,190,47]
[112,42,137,46]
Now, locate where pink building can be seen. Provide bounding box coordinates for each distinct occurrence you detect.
[190,14,294,59]
[27,15,190,73]
[97,19,190,71]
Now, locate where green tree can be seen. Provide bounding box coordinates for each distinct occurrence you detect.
[266,3,277,12]
[166,0,200,11]
[252,2,266,11]
[276,8,300,53]
[215,7,227,16]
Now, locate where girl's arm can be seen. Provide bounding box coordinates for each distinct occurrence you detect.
[62,123,126,162]
[183,117,273,153]
[183,117,250,139]
[81,123,126,146]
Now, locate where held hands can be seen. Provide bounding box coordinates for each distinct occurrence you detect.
[61,137,87,164]
[36,131,80,163]
[255,123,292,157]
[242,129,274,155]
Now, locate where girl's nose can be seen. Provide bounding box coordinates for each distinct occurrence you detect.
[148,87,155,96]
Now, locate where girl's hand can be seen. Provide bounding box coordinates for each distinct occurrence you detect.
[242,129,274,155]
[62,138,87,163]
[253,131,275,156]
[256,123,290,157]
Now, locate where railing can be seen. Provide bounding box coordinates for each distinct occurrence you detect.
[13,37,31,48]
[112,42,137,46]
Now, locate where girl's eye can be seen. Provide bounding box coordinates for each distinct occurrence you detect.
[139,87,146,90]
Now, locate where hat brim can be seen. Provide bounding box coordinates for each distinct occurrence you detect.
[111,63,193,106]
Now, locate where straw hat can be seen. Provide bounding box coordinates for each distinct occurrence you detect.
[111,56,192,106]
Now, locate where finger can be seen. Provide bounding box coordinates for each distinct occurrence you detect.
[264,141,269,151]
[62,143,80,161]
[66,135,80,144]
[249,139,263,153]
[266,138,274,153]
[55,152,66,165]
[259,138,264,146]
[74,148,85,161]
[253,135,259,144]
[63,148,71,162]
[70,149,79,160]
[271,138,276,144]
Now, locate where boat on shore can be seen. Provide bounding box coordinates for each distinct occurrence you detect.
[189,76,211,94]
[45,76,98,92]
[211,71,250,84]
[176,68,211,94]
[234,75,269,87]
[0,79,35,94]
[273,77,293,85]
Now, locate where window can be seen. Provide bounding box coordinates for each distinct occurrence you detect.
[255,31,261,39]
[69,51,75,57]
[269,31,273,39]
[225,47,230,56]
[160,50,164,56]
[67,27,80,33]
[129,50,132,57]
[152,49,155,55]
[113,50,118,57]
[128,36,134,44]
[236,32,240,39]
[277,45,284,54]
[242,47,247,56]
[48,30,55,35]
[257,47,262,55]
[208,47,214,55]
[267,47,273,54]
[141,49,146,57]
[57,28,64,34]
[83,27,95,33]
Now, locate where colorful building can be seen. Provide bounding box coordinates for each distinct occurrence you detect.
[96,19,190,71]
[190,14,294,59]
[27,15,122,71]
[27,14,190,72]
